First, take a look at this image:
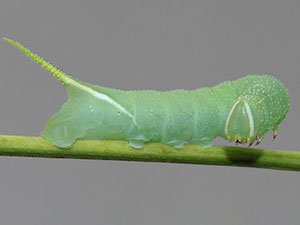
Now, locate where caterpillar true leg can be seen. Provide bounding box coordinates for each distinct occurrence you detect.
[272,126,279,140]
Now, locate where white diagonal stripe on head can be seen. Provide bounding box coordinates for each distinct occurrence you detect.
[224,99,240,136]
[244,101,254,138]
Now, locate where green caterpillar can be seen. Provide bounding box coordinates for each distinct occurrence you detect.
[3,38,290,149]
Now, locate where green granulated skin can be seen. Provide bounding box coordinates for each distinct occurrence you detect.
[3,37,290,149]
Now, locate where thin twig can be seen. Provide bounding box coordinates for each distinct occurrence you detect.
[0,135,299,171]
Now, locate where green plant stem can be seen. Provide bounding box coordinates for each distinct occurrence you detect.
[0,135,299,171]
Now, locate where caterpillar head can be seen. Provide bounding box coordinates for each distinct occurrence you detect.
[224,98,259,145]
[224,92,289,146]
[224,75,290,146]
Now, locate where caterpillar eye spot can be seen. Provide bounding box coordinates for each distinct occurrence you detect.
[117,110,121,115]
[182,111,185,115]
[89,105,94,111]
[150,111,154,115]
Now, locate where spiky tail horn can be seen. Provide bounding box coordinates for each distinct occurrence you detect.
[3,37,72,85]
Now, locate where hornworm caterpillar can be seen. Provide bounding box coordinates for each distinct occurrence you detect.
[3,38,290,149]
